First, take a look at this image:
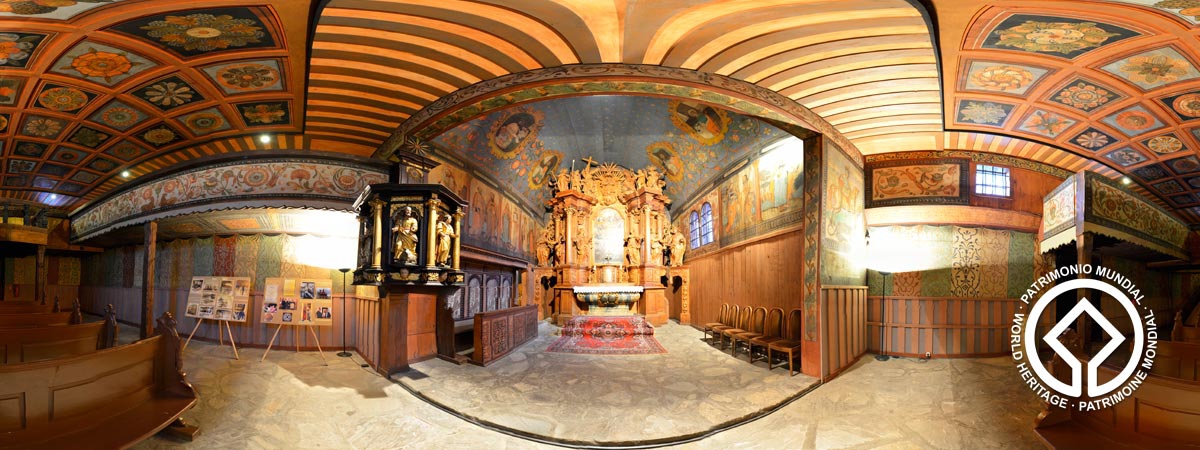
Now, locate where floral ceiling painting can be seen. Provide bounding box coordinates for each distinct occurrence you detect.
[0,0,123,20]
[108,7,279,58]
[0,1,300,208]
[954,3,1200,223]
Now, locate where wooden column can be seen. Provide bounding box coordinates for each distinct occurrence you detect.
[35,245,46,305]
[141,221,158,339]
[1075,231,1092,348]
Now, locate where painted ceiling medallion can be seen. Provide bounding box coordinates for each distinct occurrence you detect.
[982,15,1138,58]
[1145,134,1185,154]
[21,115,65,139]
[486,106,543,158]
[1018,110,1076,138]
[1050,80,1119,112]
[1160,91,1200,120]
[52,41,154,86]
[180,107,230,136]
[111,7,277,58]
[89,100,145,131]
[68,126,109,148]
[0,76,23,105]
[133,76,202,111]
[0,113,8,133]
[103,140,146,161]
[955,100,1013,126]
[236,101,289,127]
[1103,147,1148,166]
[0,0,122,20]
[1103,105,1165,136]
[1101,47,1200,90]
[669,100,731,145]
[0,32,45,68]
[202,59,284,94]
[36,85,91,112]
[139,123,180,147]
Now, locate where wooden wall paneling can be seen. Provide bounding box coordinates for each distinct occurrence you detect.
[968,165,1065,216]
[867,295,1019,358]
[820,286,867,380]
[686,230,804,329]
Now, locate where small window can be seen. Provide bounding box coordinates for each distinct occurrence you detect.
[700,203,714,245]
[975,164,1011,197]
[689,211,700,249]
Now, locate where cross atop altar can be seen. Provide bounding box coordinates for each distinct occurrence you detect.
[532,162,687,326]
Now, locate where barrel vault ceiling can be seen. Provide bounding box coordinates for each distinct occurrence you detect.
[4,0,1200,224]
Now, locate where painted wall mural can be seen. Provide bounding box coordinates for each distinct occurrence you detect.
[867,225,1037,300]
[1085,172,1189,253]
[715,141,804,246]
[820,142,865,287]
[430,96,787,212]
[866,159,968,207]
[980,14,1139,59]
[1042,176,1077,239]
[72,159,387,241]
[427,162,537,261]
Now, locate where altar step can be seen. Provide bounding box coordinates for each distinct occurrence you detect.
[559,315,655,338]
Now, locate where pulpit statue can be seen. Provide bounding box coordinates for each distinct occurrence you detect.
[392,206,420,265]
[435,214,456,267]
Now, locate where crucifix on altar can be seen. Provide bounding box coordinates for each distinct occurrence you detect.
[533,160,687,326]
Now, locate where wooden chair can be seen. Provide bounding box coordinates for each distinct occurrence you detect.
[749,307,785,363]
[731,307,766,358]
[719,306,752,350]
[709,305,740,346]
[702,303,729,343]
[768,308,804,375]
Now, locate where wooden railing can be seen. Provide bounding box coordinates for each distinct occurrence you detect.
[471,304,538,366]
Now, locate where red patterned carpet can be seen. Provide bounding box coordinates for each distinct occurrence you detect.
[546,316,666,355]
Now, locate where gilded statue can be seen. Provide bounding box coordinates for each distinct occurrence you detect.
[634,169,647,190]
[645,166,664,194]
[392,206,420,265]
[435,214,457,266]
[671,228,687,267]
[555,168,572,193]
[625,236,641,266]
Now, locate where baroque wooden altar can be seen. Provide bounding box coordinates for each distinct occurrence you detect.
[534,163,687,326]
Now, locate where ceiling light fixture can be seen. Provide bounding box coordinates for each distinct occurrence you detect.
[259,135,271,144]
[121,170,131,178]
[48,194,57,201]
[1121,177,1132,185]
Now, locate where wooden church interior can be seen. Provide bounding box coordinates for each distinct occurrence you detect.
[3,0,1200,448]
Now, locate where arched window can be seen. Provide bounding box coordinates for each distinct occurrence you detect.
[700,203,714,245]
[689,211,700,249]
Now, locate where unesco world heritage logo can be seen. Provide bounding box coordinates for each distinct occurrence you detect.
[1010,264,1158,411]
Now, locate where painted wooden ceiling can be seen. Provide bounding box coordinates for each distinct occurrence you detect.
[6,0,1200,224]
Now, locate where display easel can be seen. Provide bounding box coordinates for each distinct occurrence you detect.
[261,324,328,365]
[182,318,241,360]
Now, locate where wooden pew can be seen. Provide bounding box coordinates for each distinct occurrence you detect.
[0,312,198,449]
[0,300,82,328]
[0,302,52,314]
[1149,341,1200,382]
[471,304,538,366]
[0,304,118,364]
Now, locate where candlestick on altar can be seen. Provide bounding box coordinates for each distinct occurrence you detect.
[571,159,575,171]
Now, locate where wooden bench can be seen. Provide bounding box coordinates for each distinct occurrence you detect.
[0,302,52,315]
[0,300,83,329]
[0,312,199,449]
[1150,341,1200,382]
[0,304,118,364]
[471,304,538,366]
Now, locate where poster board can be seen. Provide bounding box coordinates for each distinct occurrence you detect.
[261,277,334,326]
[185,276,251,322]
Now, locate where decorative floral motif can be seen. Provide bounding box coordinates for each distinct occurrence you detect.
[49,147,85,164]
[71,161,388,239]
[1053,81,1115,111]
[0,32,42,67]
[36,86,89,112]
[1146,135,1184,154]
[217,63,277,90]
[1168,155,1200,174]
[1103,105,1165,136]
[96,107,137,130]
[143,80,193,107]
[104,141,146,161]
[86,157,115,172]
[0,0,116,16]
[239,102,287,125]
[1019,110,1076,138]
[141,126,177,146]
[1075,130,1111,149]
[22,116,63,138]
[140,13,264,53]
[1122,54,1191,84]
[992,20,1119,55]
[64,47,134,83]
[69,126,109,148]
[1132,165,1170,181]
[1154,180,1186,194]
[0,113,7,132]
[1171,93,1200,117]
[1103,147,1148,166]
[13,141,45,157]
[969,65,1034,91]
[182,108,229,135]
[0,77,22,105]
[957,101,1011,125]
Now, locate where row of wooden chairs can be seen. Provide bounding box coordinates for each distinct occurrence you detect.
[702,304,805,375]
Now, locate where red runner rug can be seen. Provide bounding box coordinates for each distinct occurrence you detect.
[546,316,666,355]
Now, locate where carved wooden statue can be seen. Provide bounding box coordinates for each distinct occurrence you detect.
[435,214,457,267]
[392,206,420,265]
